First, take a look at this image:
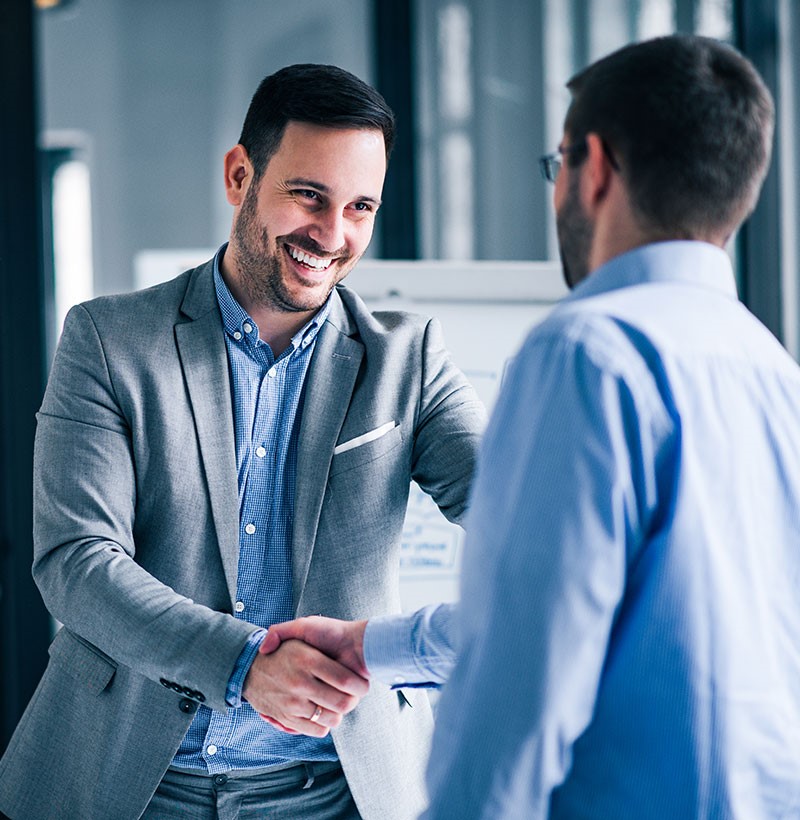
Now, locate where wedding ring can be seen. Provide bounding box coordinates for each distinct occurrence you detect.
[309,704,323,723]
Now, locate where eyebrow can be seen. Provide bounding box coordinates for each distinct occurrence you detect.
[285,177,382,207]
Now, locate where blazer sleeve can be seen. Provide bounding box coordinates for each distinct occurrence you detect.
[411,317,487,524]
[31,303,254,712]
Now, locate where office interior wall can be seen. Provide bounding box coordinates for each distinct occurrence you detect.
[42,0,796,325]
[37,0,373,298]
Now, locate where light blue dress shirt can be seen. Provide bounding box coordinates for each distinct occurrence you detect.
[422,242,800,819]
[173,245,337,772]
[364,603,457,687]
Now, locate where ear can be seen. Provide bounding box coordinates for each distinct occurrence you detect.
[580,132,615,213]
[224,144,254,207]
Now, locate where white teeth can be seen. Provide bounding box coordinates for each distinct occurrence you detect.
[289,246,332,270]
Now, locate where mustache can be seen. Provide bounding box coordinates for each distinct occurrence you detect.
[278,232,351,261]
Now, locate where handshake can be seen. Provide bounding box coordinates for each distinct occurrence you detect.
[242,616,370,739]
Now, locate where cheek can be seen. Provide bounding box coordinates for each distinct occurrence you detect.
[258,194,307,235]
[263,209,294,238]
[350,219,376,253]
[553,172,567,212]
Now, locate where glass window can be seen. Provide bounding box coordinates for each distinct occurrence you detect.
[40,145,94,357]
[414,0,734,262]
[51,155,94,336]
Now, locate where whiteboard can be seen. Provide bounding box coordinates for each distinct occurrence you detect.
[135,252,567,610]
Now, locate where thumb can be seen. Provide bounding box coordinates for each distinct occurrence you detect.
[259,629,283,655]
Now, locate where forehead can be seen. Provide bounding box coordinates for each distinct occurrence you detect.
[265,121,387,190]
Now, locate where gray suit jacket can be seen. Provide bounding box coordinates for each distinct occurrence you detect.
[0,260,485,820]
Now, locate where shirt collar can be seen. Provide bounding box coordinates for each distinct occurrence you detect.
[212,242,331,350]
[566,240,739,304]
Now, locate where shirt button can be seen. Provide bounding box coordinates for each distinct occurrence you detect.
[234,601,245,613]
[256,446,266,458]
[233,331,242,341]
[245,523,256,535]
[393,675,406,684]
[268,368,277,378]
[207,744,218,756]
[243,322,253,334]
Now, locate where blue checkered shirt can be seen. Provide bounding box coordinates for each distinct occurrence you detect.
[172,245,337,772]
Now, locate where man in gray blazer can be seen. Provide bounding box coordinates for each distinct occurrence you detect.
[0,64,484,820]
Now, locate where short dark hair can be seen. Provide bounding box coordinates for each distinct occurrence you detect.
[238,63,396,180]
[564,35,774,239]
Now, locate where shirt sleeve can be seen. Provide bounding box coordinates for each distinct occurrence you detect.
[226,628,266,708]
[363,603,458,687]
[423,318,670,819]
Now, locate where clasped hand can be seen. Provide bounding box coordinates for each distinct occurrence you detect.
[243,617,368,738]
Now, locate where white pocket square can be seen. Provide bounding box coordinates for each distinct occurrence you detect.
[333,421,398,455]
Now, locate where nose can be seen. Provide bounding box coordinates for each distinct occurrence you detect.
[308,207,346,254]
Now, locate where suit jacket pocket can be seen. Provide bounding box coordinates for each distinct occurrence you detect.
[329,424,403,478]
[49,627,117,693]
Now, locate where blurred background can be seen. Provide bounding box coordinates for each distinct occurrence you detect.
[2,0,798,754]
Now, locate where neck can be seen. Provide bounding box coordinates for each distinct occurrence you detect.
[588,184,659,273]
[246,303,314,358]
[588,182,731,273]
[219,246,315,357]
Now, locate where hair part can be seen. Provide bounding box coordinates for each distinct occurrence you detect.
[564,35,774,240]
[238,63,396,181]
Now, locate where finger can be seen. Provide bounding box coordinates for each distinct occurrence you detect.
[260,621,305,655]
[259,714,300,734]
[276,640,368,706]
[272,711,332,739]
[259,630,282,655]
[310,653,370,700]
[279,657,365,717]
[266,714,330,739]
[244,642,367,727]
[305,703,343,731]
[297,680,359,717]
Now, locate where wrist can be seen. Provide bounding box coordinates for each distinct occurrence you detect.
[233,628,266,707]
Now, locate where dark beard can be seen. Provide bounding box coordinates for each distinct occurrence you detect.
[557,173,594,289]
[232,184,352,313]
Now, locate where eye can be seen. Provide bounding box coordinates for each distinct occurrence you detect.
[351,201,374,213]
[294,189,320,201]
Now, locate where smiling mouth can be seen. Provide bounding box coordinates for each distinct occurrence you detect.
[285,243,334,272]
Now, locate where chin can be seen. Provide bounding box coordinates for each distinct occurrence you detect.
[279,281,336,313]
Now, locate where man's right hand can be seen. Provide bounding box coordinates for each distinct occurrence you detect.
[259,616,369,678]
[243,638,369,738]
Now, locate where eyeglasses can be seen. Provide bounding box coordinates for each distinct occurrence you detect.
[538,141,588,183]
[539,139,620,184]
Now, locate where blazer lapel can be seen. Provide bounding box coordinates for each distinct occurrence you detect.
[292,292,363,609]
[175,263,240,605]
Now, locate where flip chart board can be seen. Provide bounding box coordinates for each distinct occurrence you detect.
[344,260,566,610]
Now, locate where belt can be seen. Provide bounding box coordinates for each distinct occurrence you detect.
[167,759,342,791]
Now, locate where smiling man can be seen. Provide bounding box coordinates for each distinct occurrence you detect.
[223,120,386,352]
[0,64,485,820]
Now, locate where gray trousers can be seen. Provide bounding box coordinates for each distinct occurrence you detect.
[140,761,362,820]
